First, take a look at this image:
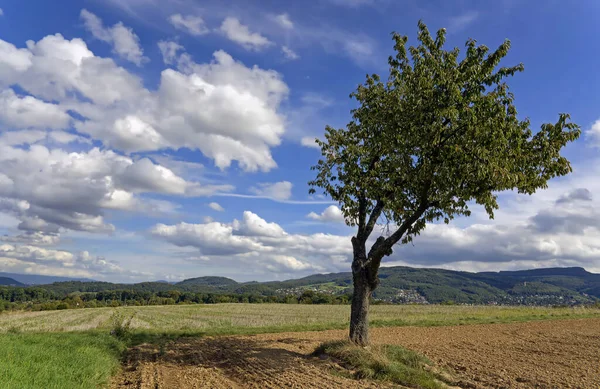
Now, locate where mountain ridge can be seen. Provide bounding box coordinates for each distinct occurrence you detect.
[3,266,599,306]
[0,277,24,286]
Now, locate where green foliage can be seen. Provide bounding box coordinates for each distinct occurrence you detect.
[309,21,580,257]
[314,340,451,388]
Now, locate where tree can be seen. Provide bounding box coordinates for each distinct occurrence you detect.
[308,21,580,346]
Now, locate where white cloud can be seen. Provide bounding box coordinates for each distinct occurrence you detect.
[0,129,89,147]
[208,202,224,212]
[0,242,148,278]
[151,221,265,255]
[448,11,480,31]
[249,181,293,201]
[234,211,287,238]
[80,9,147,66]
[114,158,188,195]
[343,39,374,61]
[586,119,600,147]
[219,17,274,51]
[157,40,183,64]
[273,13,294,30]
[326,0,375,7]
[0,33,288,172]
[1,232,60,246]
[0,143,225,236]
[307,205,345,223]
[266,255,316,271]
[0,33,142,106]
[0,89,70,130]
[151,211,345,274]
[281,46,299,60]
[0,244,74,264]
[0,40,32,82]
[0,8,3,16]
[168,14,209,36]
[300,136,320,149]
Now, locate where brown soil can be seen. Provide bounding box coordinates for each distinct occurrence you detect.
[112,318,600,389]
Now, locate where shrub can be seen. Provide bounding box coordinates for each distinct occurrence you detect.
[109,312,135,341]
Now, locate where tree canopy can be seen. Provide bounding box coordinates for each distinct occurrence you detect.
[309,21,580,266]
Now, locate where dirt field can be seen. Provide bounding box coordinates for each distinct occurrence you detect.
[112,318,600,389]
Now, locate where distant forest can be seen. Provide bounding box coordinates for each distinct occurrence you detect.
[1,266,600,312]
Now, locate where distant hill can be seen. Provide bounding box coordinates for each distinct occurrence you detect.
[3,266,599,306]
[0,277,25,286]
[0,272,94,285]
[177,276,239,289]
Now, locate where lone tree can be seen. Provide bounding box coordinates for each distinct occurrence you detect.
[309,21,580,346]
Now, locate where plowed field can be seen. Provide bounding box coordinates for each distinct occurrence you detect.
[111,318,600,389]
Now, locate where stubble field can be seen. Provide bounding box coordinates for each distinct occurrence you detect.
[1,304,600,388]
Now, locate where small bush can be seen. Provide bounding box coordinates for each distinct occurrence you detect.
[109,311,135,341]
[314,340,453,389]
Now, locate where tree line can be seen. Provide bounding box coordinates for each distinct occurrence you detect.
[0,286,351,313]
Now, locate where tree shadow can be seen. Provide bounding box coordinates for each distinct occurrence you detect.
[121,335,328,385]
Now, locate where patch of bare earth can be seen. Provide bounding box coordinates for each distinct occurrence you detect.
[111,336,393,388]
[112,318,600,389]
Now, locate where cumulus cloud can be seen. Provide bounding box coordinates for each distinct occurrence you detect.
[249,181,293,201]
[208,202,224,212]
[0,34,143,106]
[307,205,345,223]
[0,242,147,278]
[234,211,287,238]
[80,9,147,66]
[150,175,600,277]
[151,221,266,256]
[219,17,274,51]
[168,14,209,36]
[0,33,289,171]
[0,89,71,129]
[151,211,344,274]
[0,144,226,236]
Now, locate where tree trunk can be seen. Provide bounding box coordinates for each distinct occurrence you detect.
[349,268,371,346]
[349,237,376,346]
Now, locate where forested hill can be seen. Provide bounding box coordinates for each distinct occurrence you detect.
[2,266,600,307]
[0,277,24,286]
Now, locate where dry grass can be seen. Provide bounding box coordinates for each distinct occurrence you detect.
[1,303,599,335]
[314,340,453,388]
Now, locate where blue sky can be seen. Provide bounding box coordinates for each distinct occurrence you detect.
[0,0,600,282]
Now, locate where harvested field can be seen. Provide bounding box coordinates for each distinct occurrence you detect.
[112,318,600,389]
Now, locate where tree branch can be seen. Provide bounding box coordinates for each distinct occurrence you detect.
[358,200,384,242]
[367,200,430,261]
[357,193,367,234]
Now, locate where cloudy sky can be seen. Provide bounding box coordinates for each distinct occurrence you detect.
[0,0,599,283]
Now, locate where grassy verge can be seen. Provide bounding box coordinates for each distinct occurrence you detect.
[0,332,125,389]
[314,340,454,389]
